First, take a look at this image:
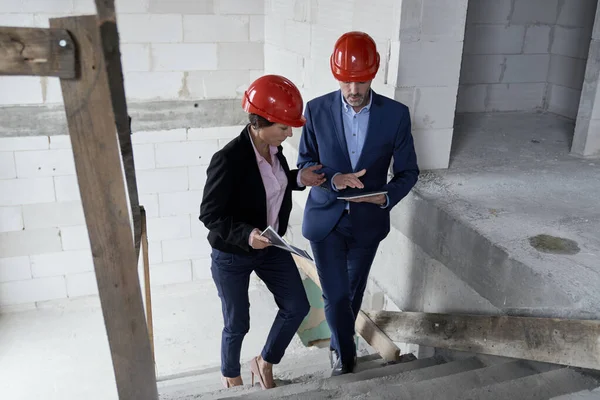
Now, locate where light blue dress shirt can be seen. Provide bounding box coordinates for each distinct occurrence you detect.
[333,90,389,209]
[342,90,372,169]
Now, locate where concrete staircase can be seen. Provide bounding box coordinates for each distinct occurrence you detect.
[158,349,600,400]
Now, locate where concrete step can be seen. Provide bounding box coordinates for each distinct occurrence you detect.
[550,387,600,400]
[364,359,546,400]
[201,356,445,400]
[158,348,333,399]
[159,352,394,400]
[271,356,487,400]
[460,368,600,400]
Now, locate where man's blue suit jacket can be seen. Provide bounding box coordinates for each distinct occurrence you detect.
[297,89,419,246]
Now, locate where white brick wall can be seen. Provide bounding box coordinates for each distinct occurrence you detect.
[0,0,265,105]
[458,0,596,118]
[184,15,250,42]
[0,126,244,306]
[547,0,597,119]
[264,0,469,170]
[0,256,31,282]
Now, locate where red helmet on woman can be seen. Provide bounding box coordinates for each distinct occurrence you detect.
[330,31,380,82]
[242,75,306,128]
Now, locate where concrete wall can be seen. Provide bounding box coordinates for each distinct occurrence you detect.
[0,0,263,308]
[0,127,248,309]
[0,0,264,106]
[264,0,469,170]
[457,0,596,118]
[548,0,597,119]
[573,3,600,158]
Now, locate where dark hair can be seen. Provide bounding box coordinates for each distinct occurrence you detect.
[249,113,274,129]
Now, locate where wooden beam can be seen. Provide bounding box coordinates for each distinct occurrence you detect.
[93,0,142,260]
[49,16,158,400]
[293,255,400,362]
[0,27,75,78]
[140,206,156,363]
[365,310,600,370]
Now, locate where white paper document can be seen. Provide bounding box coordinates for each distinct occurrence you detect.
[337,190,388,201]
[260,226,314,262]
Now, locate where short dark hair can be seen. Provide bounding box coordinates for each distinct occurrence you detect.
[249,113,274,129]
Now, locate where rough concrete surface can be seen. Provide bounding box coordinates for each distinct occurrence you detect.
[0,280,317,400]
[0,99,246,137]
[461,368,600,400]
[552,386,600,400]
[405,112,600,318]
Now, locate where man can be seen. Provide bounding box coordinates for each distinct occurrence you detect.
[297,31,419,376]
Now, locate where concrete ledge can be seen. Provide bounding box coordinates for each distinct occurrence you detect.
[391,190,574,315]
[0,99,247,137]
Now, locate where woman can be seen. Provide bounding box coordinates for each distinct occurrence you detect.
[199,75,326,389]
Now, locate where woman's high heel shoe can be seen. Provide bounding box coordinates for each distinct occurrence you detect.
[221,375,243,388]
[249,356,275,389]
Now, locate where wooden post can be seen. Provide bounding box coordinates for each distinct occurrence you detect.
[293,255,400,362]
[366,310,600,370]
[140,206,155,363]
[50,15,158,399]
[94,0,142,260]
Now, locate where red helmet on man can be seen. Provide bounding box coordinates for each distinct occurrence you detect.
[330,31,380,82]
[242,75,306,128]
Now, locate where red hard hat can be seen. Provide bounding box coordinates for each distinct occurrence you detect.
[242,75,306,128]
[330,31,380,82]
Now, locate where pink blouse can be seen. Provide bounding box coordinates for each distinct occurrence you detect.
[250,138,288,233]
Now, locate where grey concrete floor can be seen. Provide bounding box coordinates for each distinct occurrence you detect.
[0,279,315,400]
[418,111,600,316]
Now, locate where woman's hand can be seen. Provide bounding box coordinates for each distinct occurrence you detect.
[250,229,271,250]
[300,165,326,187]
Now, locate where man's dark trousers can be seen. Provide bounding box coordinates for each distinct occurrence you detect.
[310,212,379,365]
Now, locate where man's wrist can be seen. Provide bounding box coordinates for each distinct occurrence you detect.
[379,194,390,208]
[331,172,341,191]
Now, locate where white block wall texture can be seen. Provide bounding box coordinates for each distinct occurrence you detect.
[0,0,264,307]
[0,126,244,307]
[263,0,469,170]
[0,0,265,105]
[457,0,597,118]
[573,3,600,157]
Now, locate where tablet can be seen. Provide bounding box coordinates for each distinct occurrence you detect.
[337,191,388,200]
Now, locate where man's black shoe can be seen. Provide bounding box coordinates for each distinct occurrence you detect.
[331,355,357,377]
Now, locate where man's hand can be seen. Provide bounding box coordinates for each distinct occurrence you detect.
[250,229,271,250]
[300,165,326,187]
[333,169,366,190]
[348,194,387,206]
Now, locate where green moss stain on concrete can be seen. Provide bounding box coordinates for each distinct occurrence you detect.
[529,234,580,255]
[297,277,331,346]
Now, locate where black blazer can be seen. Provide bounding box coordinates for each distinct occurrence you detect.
[199,125,305,254]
